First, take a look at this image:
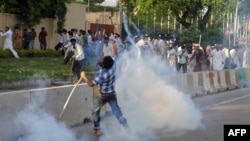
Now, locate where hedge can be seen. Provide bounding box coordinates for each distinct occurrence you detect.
[0,49,62,58]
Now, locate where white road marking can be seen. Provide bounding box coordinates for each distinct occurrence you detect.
[202,94,250,111]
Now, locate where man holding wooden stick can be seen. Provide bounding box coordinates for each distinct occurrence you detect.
[81,56,129,136]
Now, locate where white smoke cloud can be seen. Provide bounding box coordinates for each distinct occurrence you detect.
[95,49,203,140]
[16,112,76,141]
[118,53,202,127]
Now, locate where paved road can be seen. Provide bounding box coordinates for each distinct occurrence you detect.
[72,87,250,141]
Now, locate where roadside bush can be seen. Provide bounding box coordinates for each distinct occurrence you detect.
[0,49,12,58]
[44,49,62,57]
[17,50,34,57]
[0,48,62,58]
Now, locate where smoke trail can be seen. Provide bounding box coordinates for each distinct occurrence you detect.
[130,19,141,37]
[122,12,136,46]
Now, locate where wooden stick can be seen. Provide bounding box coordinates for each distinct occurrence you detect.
[58,77,82,119]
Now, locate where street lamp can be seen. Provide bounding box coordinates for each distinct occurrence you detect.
[161,17,163,32]
[146,11,148,33]
[233,1,239,45]
[154,12,156,32]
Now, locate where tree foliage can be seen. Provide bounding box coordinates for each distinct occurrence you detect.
[0,0,72,31]
[121,0,240,33]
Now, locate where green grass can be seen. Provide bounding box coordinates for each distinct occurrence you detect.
[0,57,96,83]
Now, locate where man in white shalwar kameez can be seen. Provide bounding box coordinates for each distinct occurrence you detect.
[144,36,154,56]
[242,46,250,68]
[230,47,240,69]
[167,43,177,72]
[237,45,244,68]
[135,35,144,59]
[152,36,160,55]
[158,35,168,62]
[222,47,230,69]
[0,26,19,58]
[210,45,225,71]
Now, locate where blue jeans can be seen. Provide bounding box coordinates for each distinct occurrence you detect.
[29,40,35,49]
[92,94,127,130]
[177,63,187,73]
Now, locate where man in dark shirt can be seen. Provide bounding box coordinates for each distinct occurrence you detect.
[38,27,47,50]
[189,44,204,72]
[23,29,31,50]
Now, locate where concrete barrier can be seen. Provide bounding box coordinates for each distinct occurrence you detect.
[238,68,250,87]
[217,70,228,91]
[186,72,203,96]
[0,91,30,116]
[224,69,239,89]
[0,83,93,126]
[168,69,243,97]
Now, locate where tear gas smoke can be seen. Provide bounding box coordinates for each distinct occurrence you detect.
[97,13,203,140]
[0,88,89,141]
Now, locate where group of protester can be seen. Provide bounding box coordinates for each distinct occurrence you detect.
[134,33,194,73]
[55,28,250,80]
[134,33,250,73]
[205,43,250,71]
[0,26,48,58]
[54,28,124,83]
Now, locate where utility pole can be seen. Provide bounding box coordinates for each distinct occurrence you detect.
[146,11,148,33]
[119,0,123,36]
[161,17,163,32]
[168,9,170,33]
[88,0,90,12]
[154,12,156,32]
[233,1,239,45]
[103,1,106,24]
